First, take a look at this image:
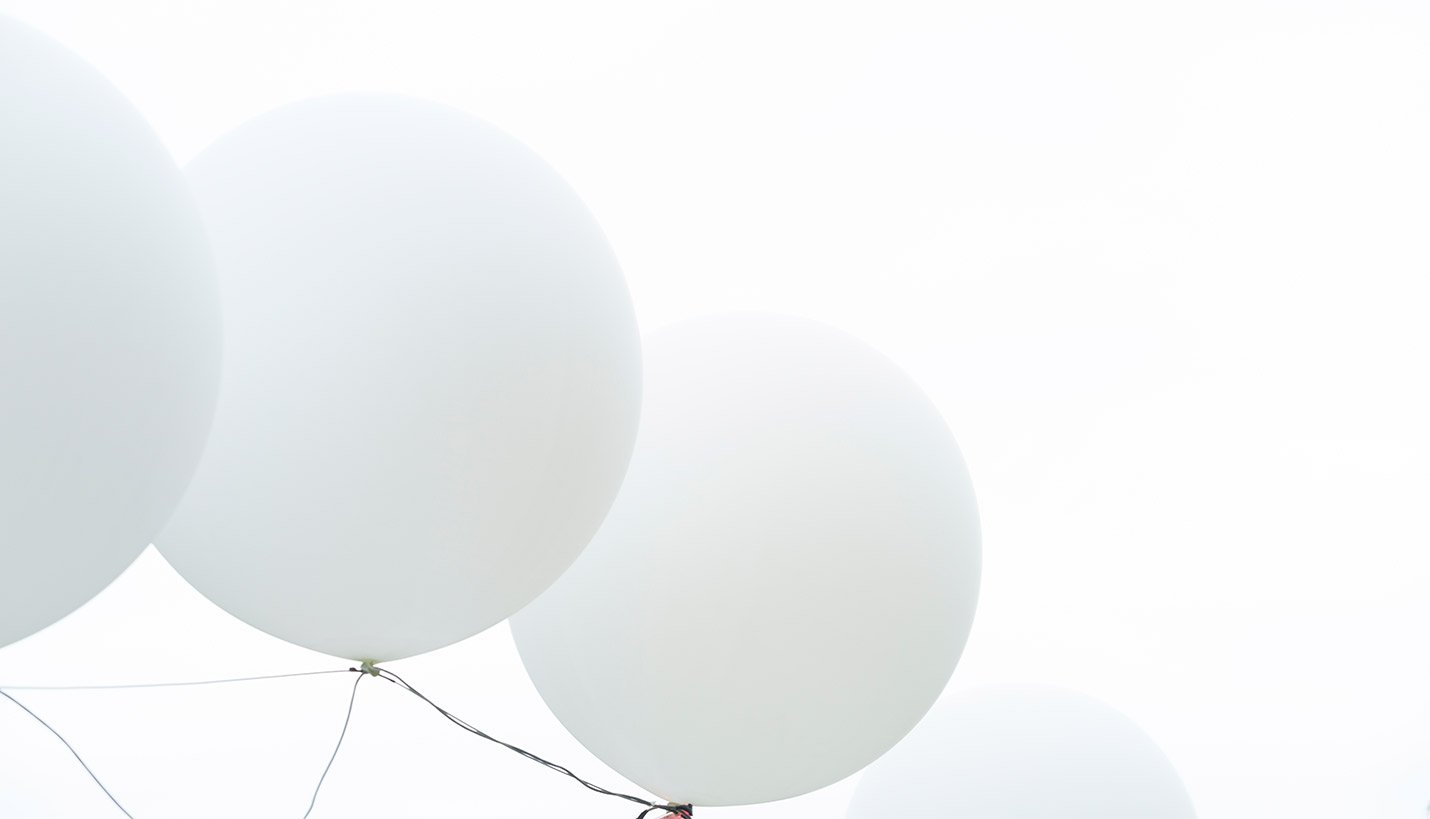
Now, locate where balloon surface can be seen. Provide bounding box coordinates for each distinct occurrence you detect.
[846,685,1199,819]
[0,16,221,649]
[156,94,641,662]
[512,313,981,806]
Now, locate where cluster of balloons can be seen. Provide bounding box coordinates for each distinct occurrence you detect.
[2,12,1194,816]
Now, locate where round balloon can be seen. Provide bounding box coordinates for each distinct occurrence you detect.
[155,94,641,662]
[0,15,221,649]
[846,685,1198,819]
[512,313,981,807]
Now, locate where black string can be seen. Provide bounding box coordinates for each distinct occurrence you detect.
[363,666,692,818]
[302,672,364,819]
[0,688,136,819]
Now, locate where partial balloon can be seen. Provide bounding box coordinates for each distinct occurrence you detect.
[156,94,642,662]
[0,15,221,649]
[512,313,981,807]
[846,685,1198,819]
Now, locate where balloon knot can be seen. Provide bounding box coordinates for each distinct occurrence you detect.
[635,804,692,819]
[359,661,381,677]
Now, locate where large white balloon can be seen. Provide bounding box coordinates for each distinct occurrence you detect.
[0,16,221,649]
[512,313,981,807]
[846,685,1198,819]
[156,94,641,662]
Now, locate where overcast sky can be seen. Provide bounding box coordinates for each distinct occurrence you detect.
[2,1,1429,817]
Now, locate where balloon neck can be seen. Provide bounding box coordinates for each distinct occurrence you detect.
[358,660,382,676]
[637,805,692,819]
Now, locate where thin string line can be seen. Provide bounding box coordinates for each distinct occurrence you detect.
[0,688,136,819]
[1,668,365,819]
[0,668,352,690]
[364,666,692,818]
[3,664,693,818]
[301,672,364,819]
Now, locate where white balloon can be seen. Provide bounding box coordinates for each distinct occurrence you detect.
[0,16,221,649]
[156,94,641,662]
[846,685,1199,819]
[512,313,981,807]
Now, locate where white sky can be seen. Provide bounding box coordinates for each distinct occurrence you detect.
[2,1,1429,817]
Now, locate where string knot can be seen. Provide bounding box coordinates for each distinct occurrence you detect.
[636,804,693,819]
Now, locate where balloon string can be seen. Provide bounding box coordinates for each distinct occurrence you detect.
[302,672,364,818]
[2,665,693,818]
[362,666,692,818]
[0,668,352,690]
[0,669,365,819]
[0,688,136,819]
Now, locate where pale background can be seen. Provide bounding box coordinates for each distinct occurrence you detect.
[2,1,1428,817]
